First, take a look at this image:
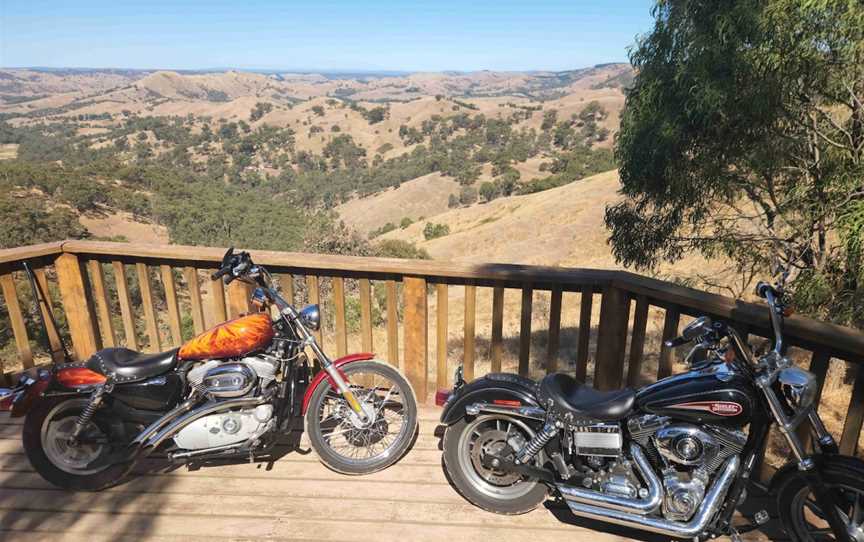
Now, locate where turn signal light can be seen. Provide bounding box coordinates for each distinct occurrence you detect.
[57,367,106,387]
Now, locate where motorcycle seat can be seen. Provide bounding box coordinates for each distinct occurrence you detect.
[87,348,179,384]
[539,373,635,421]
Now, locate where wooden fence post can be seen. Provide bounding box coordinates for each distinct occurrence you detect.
[594,286,630,390]
[55,253,100,361]
[227,280,253,319]
[403,277,428,402]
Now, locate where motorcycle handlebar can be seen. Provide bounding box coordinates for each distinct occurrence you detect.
[755,281,776,300]
[664,335,690,348]
[211,267,229,281]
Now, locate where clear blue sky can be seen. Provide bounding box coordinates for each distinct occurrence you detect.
[1,0,655,72]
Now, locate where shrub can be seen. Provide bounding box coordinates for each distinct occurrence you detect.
[423,222,450,240]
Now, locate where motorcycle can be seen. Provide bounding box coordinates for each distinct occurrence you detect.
[3,248,418,490]
[437,276,864,541]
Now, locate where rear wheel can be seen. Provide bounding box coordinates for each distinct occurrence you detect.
[443,414,548,514]
[23,396,129,491]
[306,360,417,474]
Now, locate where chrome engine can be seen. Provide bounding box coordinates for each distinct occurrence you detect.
[628,415,746,521]
[173,355,282,451]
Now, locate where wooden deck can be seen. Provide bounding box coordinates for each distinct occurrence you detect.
[0,407,779,542]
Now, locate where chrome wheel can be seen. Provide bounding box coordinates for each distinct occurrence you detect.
[456,415,539,500]
[312,362,415,466]
[40,398,108,475]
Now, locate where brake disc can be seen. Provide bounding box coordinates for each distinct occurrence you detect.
[470,429,522,486]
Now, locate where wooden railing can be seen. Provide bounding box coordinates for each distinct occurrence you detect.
[2,240,864,459]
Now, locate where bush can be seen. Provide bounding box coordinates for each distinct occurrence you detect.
[369,222,396,239]
[375,239,430,259]
[423,222,450,240]
[399,217,414,229]
[459,185,478,206]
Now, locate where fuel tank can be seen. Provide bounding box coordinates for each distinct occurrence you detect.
[178,313,274,361]
[636,363,756,428]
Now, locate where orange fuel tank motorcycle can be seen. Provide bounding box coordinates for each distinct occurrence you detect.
[7,248,418,490]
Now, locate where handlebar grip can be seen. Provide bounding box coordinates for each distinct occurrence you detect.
[664,335,689,348]
[211,268,228,281]
[755,281,775,299]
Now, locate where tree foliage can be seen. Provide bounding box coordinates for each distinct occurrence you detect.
[606,0,864,326]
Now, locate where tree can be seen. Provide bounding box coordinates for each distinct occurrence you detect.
[423,222,450,240]
[459,185,478,206]
[479,181,499,203]
[606,0,864,326]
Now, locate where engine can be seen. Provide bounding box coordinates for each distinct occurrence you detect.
[173,355,282,451]
[628,415,746,521]
[186,355,280,398]
[173,404,274,450]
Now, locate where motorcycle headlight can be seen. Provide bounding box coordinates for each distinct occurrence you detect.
[778,367,818,410]
[299,304,321,331]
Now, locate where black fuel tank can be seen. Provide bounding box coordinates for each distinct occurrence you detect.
[636,364,756,428]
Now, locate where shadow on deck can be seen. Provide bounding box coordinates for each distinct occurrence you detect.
[0,407,784,542]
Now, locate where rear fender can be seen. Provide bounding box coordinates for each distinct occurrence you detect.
[301,353,375,414]
[2,368,52,418]
[440,372,540,425]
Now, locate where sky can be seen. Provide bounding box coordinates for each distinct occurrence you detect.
[0,1,655,72]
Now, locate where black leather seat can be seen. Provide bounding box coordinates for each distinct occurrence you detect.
[539,373,635,421]
[87,347,179,384]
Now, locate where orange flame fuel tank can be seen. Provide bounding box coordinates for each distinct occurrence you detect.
[178,313,275,361]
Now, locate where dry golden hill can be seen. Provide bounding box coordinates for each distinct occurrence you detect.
[375,169,729,283]
[336,172,462,233]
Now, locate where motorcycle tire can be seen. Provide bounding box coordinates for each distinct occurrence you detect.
[23,396,130,491]
[442,415,548,514]
[776,457,864,541]
[306,360,417,475]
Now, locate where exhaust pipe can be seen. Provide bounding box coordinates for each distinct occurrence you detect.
[558,443,663,515]
[565,455,740,538]
[139,396,266,455]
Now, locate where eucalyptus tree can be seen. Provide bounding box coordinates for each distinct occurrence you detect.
[607,0,864,325]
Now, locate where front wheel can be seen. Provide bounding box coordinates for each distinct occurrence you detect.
[23,396,130,491]
[442,415,548,514]
[305,360,417,475]
[777,458,864,542]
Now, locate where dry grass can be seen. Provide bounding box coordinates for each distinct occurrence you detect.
[0,144,18,160]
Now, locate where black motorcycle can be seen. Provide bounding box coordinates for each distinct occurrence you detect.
[438,278,864,541]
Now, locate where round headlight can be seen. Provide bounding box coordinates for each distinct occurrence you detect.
[299,304,321,331]
[778,367,818,410]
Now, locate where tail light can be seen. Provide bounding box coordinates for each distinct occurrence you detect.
[434,389,451,407]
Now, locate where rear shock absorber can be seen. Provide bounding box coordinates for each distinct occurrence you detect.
[69,384,108,445]
[516,421,558,465]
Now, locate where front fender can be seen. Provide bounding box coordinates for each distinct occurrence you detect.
[301,353,375,414]
[769,453,864,494]
[440,372,540,425]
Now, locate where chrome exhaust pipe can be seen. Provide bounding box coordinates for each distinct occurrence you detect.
[557,443,663,515]
[565,455,740,538]
[140,396,266,454]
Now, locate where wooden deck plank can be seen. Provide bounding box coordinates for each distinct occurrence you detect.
[0,411,755,542]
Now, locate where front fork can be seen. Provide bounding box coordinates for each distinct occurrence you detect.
[758,376,851,541]
[304,335,370,424]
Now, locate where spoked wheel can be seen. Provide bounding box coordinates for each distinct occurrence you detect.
[779,461,864,542]
[23,397,130,491]
[443,414,548,514]
[305,360,417,474]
